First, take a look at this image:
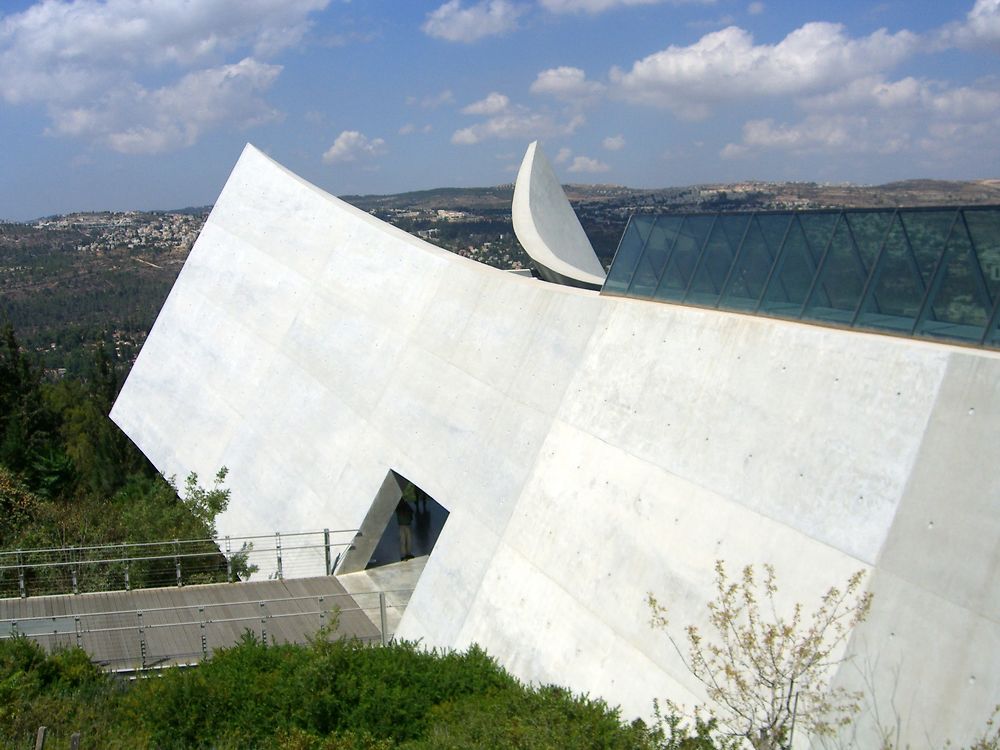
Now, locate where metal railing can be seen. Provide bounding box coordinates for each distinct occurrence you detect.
[0,587,414,671]
[0,529,360,599]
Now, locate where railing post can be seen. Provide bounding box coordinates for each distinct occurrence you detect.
[318,596,326,628]
[324,528,332,575]
[137,611,146,669]
[70,733,81,750]
[124,546,131,592]
[379,591,388,646]
[75,616,82,648]
[70,546,78,595]
[34,725,47,750]
[174,539,182,587]
[199,607,208,659]
[17,549,26,599]
[275,532,283,580]
[225,535,233,583]
[259,601,268,646]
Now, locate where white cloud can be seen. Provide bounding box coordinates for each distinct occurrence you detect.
[937,0,1000,51]
[722,76,1000,165]
[567,155,610,173]
[747,1,764,15]
[539,0,709,13]
[799,75,1000,119]
[46,58,283,154]
[609,22,917,118]
[421,0,524,43]
[530,66,605,104]
[462,92,511,114]
[407,89,455,109]
[0,0,326,150]
[603,134,625,150]
[453,107,584,144]
[554,147,573,163]
[323,130,387,163]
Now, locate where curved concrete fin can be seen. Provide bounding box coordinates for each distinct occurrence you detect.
[512,141,607,290]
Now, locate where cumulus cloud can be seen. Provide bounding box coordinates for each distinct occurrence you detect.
[421,0,524,43]
[462,92,511,114]
[408,89,455,109]
[453,90,585,144]
[322,130,387,163]
[46,58,282,154]
[603,134,625,150]
[747,1,764,14]
[937,0,1000,52]
[530,66,605,105]
[539,0,708,13]
[554,147,573,163]
[567,155,610,173]
[609,22,918,118]
[721,76,1000,164]
[0,0,326,150]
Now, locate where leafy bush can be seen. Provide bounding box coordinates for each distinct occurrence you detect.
[0,635,669,750]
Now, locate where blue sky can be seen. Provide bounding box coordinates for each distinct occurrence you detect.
[1,0,998,220]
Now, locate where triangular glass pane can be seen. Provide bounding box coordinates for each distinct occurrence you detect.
[759,216,816,316]
[900,210,956,283]
[803,217,867,323]
[845,211,894,269]
[686,214,749,306]
[756,214,792,259]
[988,317,1000,348]
[720,215,775,311]
[627,215,683,297]
[654,214,715,300]
[964,208,1000,305]
[718,213,751,247]
[856,215,924,332]
[919,218,992,342]
[797,212,840,265]
[603,216,651,294]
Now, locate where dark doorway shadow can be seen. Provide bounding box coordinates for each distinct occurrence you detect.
[367,483,448,568]
[335,470,449,573]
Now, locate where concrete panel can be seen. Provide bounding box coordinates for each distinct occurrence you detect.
[876,351,1000,618]
[835,568,1000,749]
[560,298,947,563]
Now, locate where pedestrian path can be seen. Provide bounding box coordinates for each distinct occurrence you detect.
[336,556,426,637]
[0,576,383,670]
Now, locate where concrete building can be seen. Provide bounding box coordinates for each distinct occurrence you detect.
[111,143,1000,747]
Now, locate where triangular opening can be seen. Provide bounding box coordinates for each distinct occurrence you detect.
[368,483,448,568]
[335,470,449,574]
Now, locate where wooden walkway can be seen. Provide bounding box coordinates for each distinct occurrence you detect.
[0,576,383,670]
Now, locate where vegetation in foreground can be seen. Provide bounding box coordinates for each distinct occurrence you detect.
[0,633,728,750]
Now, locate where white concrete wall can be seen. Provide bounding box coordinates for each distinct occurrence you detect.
[112,144,1000,748]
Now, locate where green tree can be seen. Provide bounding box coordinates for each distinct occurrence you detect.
[648,562,873,750]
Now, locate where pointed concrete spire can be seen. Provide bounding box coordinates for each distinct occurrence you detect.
[512,141,607,290]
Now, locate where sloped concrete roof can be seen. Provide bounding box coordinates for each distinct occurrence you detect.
[111,144,1000,748]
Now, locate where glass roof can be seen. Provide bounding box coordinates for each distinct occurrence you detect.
[602,207,1000,349]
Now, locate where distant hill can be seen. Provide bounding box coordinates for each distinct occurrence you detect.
[343,178,1000,214]
[3,178,997,375]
